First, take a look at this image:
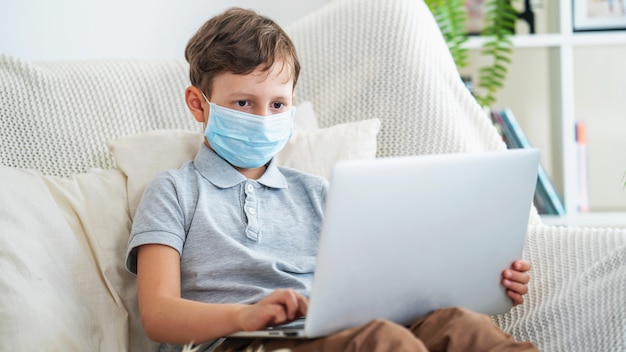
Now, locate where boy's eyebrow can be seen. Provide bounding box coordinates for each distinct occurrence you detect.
[228,92,291,101]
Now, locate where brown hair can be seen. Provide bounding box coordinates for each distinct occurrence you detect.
[185,7,300,97]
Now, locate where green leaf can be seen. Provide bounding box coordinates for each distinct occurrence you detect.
[426,0,469,69]
[427,0,517,106]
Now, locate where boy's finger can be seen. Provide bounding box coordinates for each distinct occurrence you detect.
[273,290,292,319]
[503,269,530,284]
[282,289,300,320]
[296,293,309,316]
[513,260,531,272]
[506,289,524,306]
[270,304,288,324]
[502,278,529,295]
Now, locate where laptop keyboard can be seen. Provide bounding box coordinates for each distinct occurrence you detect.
[265,317,306,331]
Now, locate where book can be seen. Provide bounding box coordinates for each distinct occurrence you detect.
[490,108,566,216]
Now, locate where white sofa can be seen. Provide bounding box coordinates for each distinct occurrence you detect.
[1,0,625,351]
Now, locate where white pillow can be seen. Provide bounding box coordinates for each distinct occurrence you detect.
[275,118,380,180]
[0,166,157,352]
[107,129,204,219]
[108,112,380,218]
[292,100,319,132]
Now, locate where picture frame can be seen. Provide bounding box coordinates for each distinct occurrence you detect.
[465,0,487,35]
[573,0,626,32]
[464,0,536,35]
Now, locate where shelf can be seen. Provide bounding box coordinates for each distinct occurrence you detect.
[568,31,626,46]
[465,34,562,49]
[464,32,626,49]
[541,213,626,229]
[462,1,626,219]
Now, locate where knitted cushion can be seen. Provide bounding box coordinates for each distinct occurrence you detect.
[289,0,505,158]
[0,56,194,176]
[496,225,626,351]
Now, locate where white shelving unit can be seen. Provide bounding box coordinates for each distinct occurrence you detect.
[464,0,626,228]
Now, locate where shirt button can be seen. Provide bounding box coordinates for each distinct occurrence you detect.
[246,184,254,193]
[248,207,256,215]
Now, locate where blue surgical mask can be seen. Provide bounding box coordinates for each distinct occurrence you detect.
[203,99,294,168]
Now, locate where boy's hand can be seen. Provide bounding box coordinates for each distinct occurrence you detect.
[237,289,308,332]
[502,260,531,306]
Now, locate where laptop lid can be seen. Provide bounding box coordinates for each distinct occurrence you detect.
[227,149,540,339]
[302,149,540,338]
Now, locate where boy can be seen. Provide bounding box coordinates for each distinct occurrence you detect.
[126,7,537,352]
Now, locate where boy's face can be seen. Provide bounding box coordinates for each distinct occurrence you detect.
[206,61,295,118]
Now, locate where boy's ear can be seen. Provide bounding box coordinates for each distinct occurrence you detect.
[185,86,209,123]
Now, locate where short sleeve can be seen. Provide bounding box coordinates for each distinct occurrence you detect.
[125,172,187,274]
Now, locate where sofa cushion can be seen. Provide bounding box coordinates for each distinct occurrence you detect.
[0,166,157,351]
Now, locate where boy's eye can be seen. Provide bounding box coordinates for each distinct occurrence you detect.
[236,100,249,107]
[272,102,285,109]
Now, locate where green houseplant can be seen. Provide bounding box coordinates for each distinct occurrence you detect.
[424,0,518,107]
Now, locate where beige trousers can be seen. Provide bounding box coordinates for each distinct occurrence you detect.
[216,307,538,352]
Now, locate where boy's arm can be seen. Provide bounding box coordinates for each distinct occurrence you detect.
[137,244,308,344]
[501,259,531,306]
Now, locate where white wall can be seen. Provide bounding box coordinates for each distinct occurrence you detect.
[0,0,328,61]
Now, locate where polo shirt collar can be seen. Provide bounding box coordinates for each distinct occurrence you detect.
[193,144,288,189]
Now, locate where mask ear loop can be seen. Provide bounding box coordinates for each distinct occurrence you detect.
[200,91,211,104]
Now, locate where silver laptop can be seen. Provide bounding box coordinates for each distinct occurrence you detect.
[229,148,540,339]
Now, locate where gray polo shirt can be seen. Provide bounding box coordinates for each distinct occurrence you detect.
[125,144,327,304]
